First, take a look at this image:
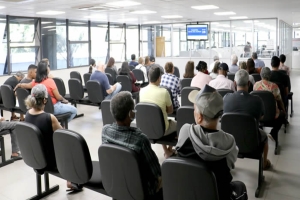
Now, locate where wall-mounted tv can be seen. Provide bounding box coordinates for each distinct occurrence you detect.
[186,24,208,41]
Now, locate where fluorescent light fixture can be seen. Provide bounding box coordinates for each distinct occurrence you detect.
[97,25,119,28]
[130,10,156,14]
[113,18,138,22]
[173,24,186,27]
[214,12,236,16]
[41,22,53,24]
[70,22,86,25]
[0,6,5,9]
[230,16,248,19]
[42,26,56,29]
[84,15,106,19]
[211,22,219,24]
[36,10,65,15]
[48,29,56,31]
[191,5,219,10]
[142,21,161,24]
[161,15,183,19]
[106,1,141,7]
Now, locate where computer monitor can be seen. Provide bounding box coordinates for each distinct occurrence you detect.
[186,24,208,41]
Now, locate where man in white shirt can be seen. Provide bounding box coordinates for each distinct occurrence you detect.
[209,63,236,91]
[209,55,219,72]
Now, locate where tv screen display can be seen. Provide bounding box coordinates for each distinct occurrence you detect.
[186,24,208,41]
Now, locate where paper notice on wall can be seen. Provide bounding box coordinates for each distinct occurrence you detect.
[266,39,274,50]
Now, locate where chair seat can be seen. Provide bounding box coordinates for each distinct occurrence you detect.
[55,112,72,120]
[149,132,177,146]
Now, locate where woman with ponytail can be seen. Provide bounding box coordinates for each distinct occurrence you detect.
[88,59,96,74]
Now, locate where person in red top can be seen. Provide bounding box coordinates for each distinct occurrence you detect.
[119,62,140,92]
[15,61,77,122]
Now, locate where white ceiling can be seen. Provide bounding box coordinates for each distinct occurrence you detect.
[0,0,298,25]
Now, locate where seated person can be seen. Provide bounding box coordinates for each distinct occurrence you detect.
[239,61,255,85]
[20,64,37,84]
[106,57,118,74]
[129,54,139,67]
[223,69,271,170]
[254,67,286,143]
[246,58,256,74]
[229,54,239,74]
[183,61,195,78]
[209,61,220,79]
[160,62,180,110]
[191,61,212,89]
[209,63,235,91]
[4,71,25,121]
[252,52,265,69]
[15,61,77,122]
[90,62,122,100]
[119,62,140,92]
[140,66,177,158]
[88,58,96,74]
[149,56,164,74]
[135,57,149,84]
[25,84,80,191]
[279,54,290,76]
[176,84,247,200]
[42,58,54,78]
[102,91,162,200]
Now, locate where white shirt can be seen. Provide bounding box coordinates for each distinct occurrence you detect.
[209,61,218,72]
[135,64,148,82]
[210,72,218,79]
[209,75,236,91]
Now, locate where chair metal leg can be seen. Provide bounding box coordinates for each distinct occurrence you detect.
[72,102,84,119]
[290,97,294,117]
[0,136,14,168]
[27,173,59,200]
[255,156,265,198]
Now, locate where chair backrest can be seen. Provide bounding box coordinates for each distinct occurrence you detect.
[273,81,287,106]
[70,71,83,84]
[129,65,135,71]
[181,78,192,89]
[53,129,93,184]
[16,88,30,113]
[135,103,165,139]
[162,157,219,200]
[68,78,84,100]
[106,73,114,85]
[176,106,195,133]
[217,89,234,98]
[252,73,261,82]
[105,68,117,83]
[98,144,144,200]
[160,86,175,109]
[251,91,276,122]
[101,100,115,125]
[53,77,66,96]
[86,80,104,104]
[44,97,55,114]
[221,113,260,154]
[278,70,287,75]
[15,122,47,170]
[132,69,145,82]
[1,84,16,109]
[174,66,180,78]
[227,73,235,81]
[117,75,132,92]
[181,87,200,106]
[83,73,91,86]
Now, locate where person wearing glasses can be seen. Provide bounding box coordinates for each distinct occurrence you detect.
[102,91,163,200]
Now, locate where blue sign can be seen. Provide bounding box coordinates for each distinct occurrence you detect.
[187,26,207,36]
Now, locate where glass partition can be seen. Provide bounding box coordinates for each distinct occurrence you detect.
[91,22,108,64]
[140,25,154,57]
[210,21,231,60]
[126,25,139,60]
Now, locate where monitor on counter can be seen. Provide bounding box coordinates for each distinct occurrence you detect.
[186,24,208,41]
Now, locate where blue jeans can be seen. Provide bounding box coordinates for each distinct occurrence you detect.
[53,102,77,122]
[105,83,122,100]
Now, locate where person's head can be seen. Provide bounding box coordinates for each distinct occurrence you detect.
[138,57,144,65]
[252,52,258,60]
[196,61,207,73]
[145,56,150,66]
[42,58,49,66]
[188,84,223,128]
[110,91,135,126]
[218,63,229,76]
[239,61,247,70]
[25,84,48,111]
[119,62,131,79]
[234,69,249,91]
[164,62,174,74]
[35,61,49,83]
[213,55,219,61]
[246,58,255,74]
[131,54,136,61]
[89,59,96,67]
[149,56,155,64]
[279,54,286,64]
[15,71,25,81]
[149,66,162,85]
[96,61,105,72]
[184,61,195,78]
[271,56,280,68]
[27,64,37,79]
[260,67,271,81]
[106,57,115,68]
[231,54,238,65]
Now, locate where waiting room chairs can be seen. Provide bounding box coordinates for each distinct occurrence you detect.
[86,80,104,109]
[106,73,114,85]
[132,69,148,87]
[101,100,115,126]
[181,87,200,106]
[176,106,194,133]
[70,71,86,92]
[221,113,264,198]
[52,77,72,102]
[117,75,140,104]
[135,103,177,146]
[83,73,91,86]
[174,66,180,78]
[251,91,279,154]
[180,78,192,89]
[252,73,262,82]
[129,65,135,71]
[162,157,219,200]
[217,89,234,98]
[285,75,293,118]
[273,81,288,132]
[105,68,117,83]
[227,73,235,82]
[53,129,107,195]
[1,85,24,115]
[99,144,144,200]
[15,122,59,199]
[16,88,30,113]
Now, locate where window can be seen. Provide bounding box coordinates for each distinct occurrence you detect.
[110,24,125,62]
[126,25,139,61]
[0,16,7,75]
[140,25,154,57]
[91,23,108,64]
[210,21,231,59]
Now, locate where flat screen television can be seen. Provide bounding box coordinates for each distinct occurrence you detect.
[186,24,208,41]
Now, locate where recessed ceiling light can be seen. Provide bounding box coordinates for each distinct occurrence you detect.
[130,10,156,14]
[142,21,161,24]
[191,5,219,10]
[211,22,219,24]
[106,1,141,7]
[36,10,65,15]
[214,12,236,16]
[230,16,248,19]
[114,18,138,22]
[84,15,106,19]
[48,29,56,31]
[70,22,86,25]
[42,26,56,29]
[0,6,5,9]
[173,24,186,27]
[41,22,53,24]
[161,15,183,19]
[243,20,259,23]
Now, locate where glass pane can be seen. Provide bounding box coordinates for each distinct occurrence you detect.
[9,18,35,43]
[210,21,231,59]
[110,24,124,42]
[110,43,125,62]
[173,29,180,56]
[91,23,108,64]
[140,25,154,56]
[11,47,36,72]
[69,43,89,67]
[126,25,139,61]
[0,17,7,75]
[69,21,88,41]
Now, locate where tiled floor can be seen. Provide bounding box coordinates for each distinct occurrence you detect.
[0,70,299,200]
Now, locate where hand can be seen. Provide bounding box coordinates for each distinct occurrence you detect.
[13,83,20,91]
[61,99,69,104]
